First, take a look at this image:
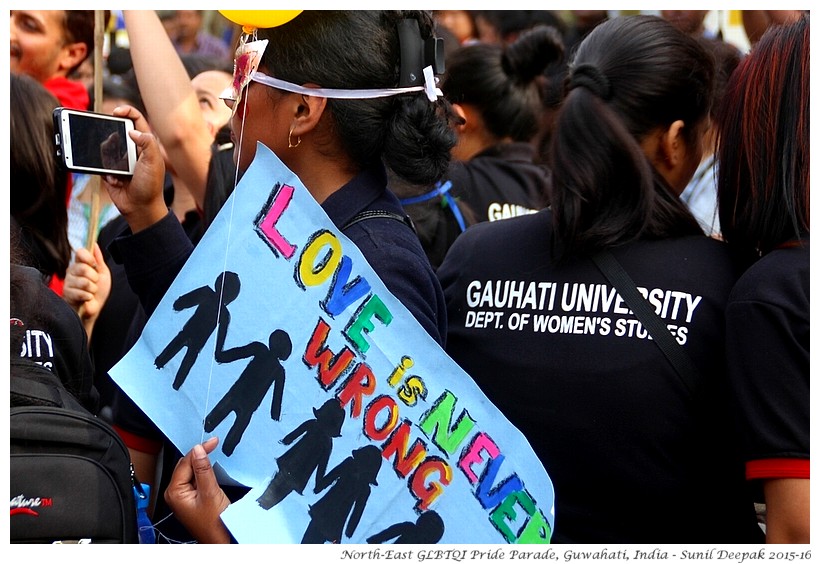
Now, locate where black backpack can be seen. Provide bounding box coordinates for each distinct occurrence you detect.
[10,358,140,544]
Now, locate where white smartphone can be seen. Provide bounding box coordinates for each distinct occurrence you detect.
[53,107,137,176]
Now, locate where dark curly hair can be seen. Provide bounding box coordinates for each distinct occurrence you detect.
[256,11,457,187]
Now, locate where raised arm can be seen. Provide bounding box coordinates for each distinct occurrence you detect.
[122,10,217,210]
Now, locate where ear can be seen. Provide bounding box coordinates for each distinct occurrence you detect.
[659,119,686,169]
[289,89,328,138]
[57,41,88,75]
[451,103,469,133]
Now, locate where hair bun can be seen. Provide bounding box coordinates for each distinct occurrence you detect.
[502,25,564,84]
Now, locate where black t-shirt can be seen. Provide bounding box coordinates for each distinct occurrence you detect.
[397,142,550,269]
[437,209,762,543]
[725,242,810,477]
[10,264,99,413]
[448,142,549,223]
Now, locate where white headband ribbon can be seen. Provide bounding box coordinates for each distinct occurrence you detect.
[249,67,442,102]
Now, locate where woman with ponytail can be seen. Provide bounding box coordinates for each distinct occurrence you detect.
[398,25,563,268]
[438,15,762,543]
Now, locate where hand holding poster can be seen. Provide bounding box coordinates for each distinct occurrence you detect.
[110,143,555,544]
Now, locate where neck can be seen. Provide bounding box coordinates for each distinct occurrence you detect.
[288,149,359,204]
[453,131,505,161]
[169,176,198,221]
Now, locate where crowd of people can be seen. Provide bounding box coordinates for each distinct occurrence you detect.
[10,9,809,545]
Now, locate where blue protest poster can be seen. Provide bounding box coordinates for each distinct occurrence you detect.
[110,143,555,544]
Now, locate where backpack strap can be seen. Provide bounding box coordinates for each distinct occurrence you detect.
[342,209,417,234]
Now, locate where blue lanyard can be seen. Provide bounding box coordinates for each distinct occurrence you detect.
[399,180,467,233]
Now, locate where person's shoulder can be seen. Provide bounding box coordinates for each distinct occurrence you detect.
[11,263,45,287]
[11,264,81,326]
[340,207,437,280]
[615,235,739,295]
[730,244,810,304]
[457,208,551,248]
[644,234,734,263]
[42,76,90,110]
[196,31,231,58]
[440,209,552,275]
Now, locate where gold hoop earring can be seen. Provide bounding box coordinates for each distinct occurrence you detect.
[288,127,301,148]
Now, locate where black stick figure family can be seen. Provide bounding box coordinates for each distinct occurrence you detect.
[255,397,444,544]
[155,271,445,543]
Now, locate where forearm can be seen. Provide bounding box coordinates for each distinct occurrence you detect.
[764,478,810,543]
[123,10,212,208]
[109,212,194,316]
[82,315,98,343]
[191,517,232,544]
[123,11,197,136]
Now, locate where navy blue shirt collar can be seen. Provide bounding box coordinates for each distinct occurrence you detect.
[320,161,390,229]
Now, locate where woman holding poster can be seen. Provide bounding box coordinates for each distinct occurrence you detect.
[437,15,763,543]
[104,11,454,344]
[100,11,458,542]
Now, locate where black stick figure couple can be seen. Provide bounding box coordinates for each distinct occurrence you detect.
[154,271,291,456]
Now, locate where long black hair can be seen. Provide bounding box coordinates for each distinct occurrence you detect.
[10,73,71,280]
[548,15,712,260]
[442,24,564,142]
[257,11,457,187]
[716,13,809,263]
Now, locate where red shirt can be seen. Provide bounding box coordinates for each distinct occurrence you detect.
[43,76,89,110]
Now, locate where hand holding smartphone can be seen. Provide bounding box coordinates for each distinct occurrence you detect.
[53,107,137,176]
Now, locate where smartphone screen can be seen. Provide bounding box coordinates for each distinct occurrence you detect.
[55,108,136,175]
[69,112,129,172]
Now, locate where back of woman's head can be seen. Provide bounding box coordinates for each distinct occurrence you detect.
[258,11,456,187]
[717,14,809,260]
[442,25,564,142]
[548,15,713,259]
[201,124,237,234]
[10,73,71,278]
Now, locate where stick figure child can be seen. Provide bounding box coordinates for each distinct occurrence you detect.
[366,510,445,544]
[204,329,292,456]
[301,444,383,544]
[257,398,346,509]
[155,271,240,390]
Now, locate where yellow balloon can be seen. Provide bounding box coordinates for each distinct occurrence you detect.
[219,10,302,31]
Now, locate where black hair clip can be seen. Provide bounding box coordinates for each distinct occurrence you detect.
[398,19,445,88]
